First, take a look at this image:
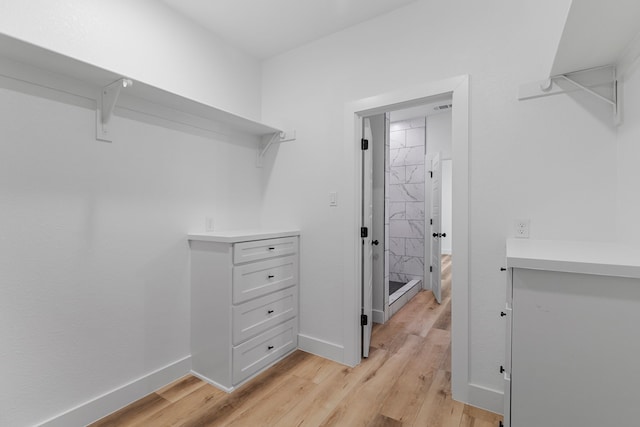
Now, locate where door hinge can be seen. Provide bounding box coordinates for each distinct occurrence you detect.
[361,314,368,326]
[430,266,433,272]
[429,170,433,178]
[361,138,369,150]
[430,218,433,225]
[360,227,368,238]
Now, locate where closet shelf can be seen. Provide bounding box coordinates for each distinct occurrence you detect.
[550,0,640,77]
[518,0,640,126]
[0,33,283,139]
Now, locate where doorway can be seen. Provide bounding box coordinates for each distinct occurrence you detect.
[344,75,470,404]
[366,102,453,328]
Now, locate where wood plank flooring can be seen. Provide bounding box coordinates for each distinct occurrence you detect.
[91,255,502,426]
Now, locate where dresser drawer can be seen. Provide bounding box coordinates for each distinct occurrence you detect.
[233,287,298,345]
[232,319,297,384]
[233,255,297,303]
[233,237,298,264]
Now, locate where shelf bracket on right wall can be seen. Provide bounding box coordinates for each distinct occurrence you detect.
[96,78,133,142]
[518,65,621,126]
[256,130,296,167]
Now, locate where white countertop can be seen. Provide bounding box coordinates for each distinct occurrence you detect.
[506,238,640,279]
[188,229,300,243]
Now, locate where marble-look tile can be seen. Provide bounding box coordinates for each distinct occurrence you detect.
[389,272,403,283]
[388,202,405,220]
[405,164,425,184]
[390,146,424,167]
[389,148,404,167]
[390,121,411,132]
[410,117,426,128]
[405,201,425,220]
[389,237,405,256]
[405,238,424,257]
[389,219,424,239]
[396,256,425,276]
[389,166,405,184]
[406,127,425,148]
[389,183,424,202]
[408,220,425,238]
[390,130,406,149]
[404,146,425,165]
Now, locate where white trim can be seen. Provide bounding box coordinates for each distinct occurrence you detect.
[38,356,191,427]
[343,75,472,403]
[190,371,235,393]
[372,309,385,324]
[468,383,504,415]
[298,333,345,364]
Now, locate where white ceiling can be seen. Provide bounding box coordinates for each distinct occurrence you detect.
[161,0,419,59]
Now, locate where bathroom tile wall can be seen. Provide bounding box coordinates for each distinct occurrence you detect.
[389,118,425,284]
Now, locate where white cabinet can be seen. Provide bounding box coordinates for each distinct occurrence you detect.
[189,230,300,391]
[504,239,640,427]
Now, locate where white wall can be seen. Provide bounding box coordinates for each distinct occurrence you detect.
[0,0,262,119]
[0,84,263,426]
[617,65,640,242]
[259,0,618,409]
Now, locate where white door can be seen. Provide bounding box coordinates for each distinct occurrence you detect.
[430,153,442,304]
[361,118,373,358]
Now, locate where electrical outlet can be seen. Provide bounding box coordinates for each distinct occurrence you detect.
[205,217,215,232]
[515,219,530,238]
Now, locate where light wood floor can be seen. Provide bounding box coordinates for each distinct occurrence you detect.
[91,255,502,426]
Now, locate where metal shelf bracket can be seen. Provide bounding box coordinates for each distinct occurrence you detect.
[519,66,621,126]
[96,78,133,142]
[256,130,296,167]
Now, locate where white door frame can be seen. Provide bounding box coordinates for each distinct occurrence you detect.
[342,75,470,404]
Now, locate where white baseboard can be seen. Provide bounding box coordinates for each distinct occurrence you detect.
[442,248,452,255]
[190,370,234,393]
[298,333,345,365]
[372,309,385,324]
[468,383,504,415]
[39,356,192,427]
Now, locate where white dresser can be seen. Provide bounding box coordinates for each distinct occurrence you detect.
[188,229,300,392]
[503,239,640,427]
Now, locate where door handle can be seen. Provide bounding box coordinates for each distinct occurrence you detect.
[441,233,446,238]
[372,240,379,245]
[432,233,446,238]
[432,233,438,238]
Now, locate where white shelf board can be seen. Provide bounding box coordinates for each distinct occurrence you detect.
[0,32,281,137]
[506,238,640,279]
[551,0,640,76]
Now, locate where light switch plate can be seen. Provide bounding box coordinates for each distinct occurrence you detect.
[329,192,338,207]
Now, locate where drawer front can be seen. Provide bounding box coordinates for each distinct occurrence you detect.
[233,255,297,303]
[233,237,298,264]
[232,319,297,384]
[233,287,298,345]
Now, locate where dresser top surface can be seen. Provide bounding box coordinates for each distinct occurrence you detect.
[506,238,640,279]
[188,229,300,243]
